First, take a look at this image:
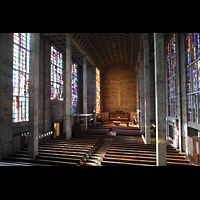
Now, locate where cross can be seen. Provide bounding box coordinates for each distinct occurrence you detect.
[110,79,129,107]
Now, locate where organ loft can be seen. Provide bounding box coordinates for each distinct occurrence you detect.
[0,33,199,166]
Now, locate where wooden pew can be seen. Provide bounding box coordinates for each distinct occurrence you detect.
[101,159,194,166]
[22,148,89,160]
[38,146,93,157]
[106,150,186,160]
[35,155,84,166]
[104,154,189,164]
[6,151,84,166]
[1,135,104,166]
[0,160,51,166]
[10,152,86,164]
[107,148,179,155]
[2,156,79,166]
[102,135,193,166]
[101,160,153,166]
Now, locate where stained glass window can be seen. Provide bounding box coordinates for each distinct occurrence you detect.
[167,34,177,118]
[96,67,100,114]
[50,46,63,100]
[71,62,78,114]
[12,33,30,123]
[185,33,200,124]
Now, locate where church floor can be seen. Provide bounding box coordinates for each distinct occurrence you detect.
[0,128,197,166]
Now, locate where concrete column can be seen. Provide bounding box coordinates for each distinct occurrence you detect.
[139,50,145,133]
[154,33,167,166]
[83,55,87,130]
[143,33,151,143]
[179,33,188,153]
[29,33,40,159]
[0,33,13,159]
[66,36,72,140]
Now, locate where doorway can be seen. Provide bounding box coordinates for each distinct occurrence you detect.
[54,123,60,138]
[169,125,173,139]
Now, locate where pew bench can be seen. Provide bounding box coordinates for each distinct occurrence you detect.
[101,160,153,166]
[106,150,186,160]
[104,154,189,164]
[3,156,79,166]
[21,148,89,160]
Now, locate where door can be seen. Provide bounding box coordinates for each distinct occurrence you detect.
[169,125,173,139]
[54,123,60,138]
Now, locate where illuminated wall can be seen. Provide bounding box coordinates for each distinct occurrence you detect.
[71,62,78,114]
[50,46,63,100]
[96,67,100,113]
[12,33,30,122]
[167,33,177,118]
[185,33,200,124]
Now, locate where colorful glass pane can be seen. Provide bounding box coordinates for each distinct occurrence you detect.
[185,33,200,124]
[50,46,63,100]
[167,34,176,117]
[96,67,100,114]
[71,62,78,114]
[12,33,30,123]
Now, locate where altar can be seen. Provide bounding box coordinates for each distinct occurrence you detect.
[113,121,121,126]
[70,114,93,131]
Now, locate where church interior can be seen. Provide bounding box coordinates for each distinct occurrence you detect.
[0,33,199,166]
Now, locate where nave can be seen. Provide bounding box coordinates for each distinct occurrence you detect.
[0,127,196,166]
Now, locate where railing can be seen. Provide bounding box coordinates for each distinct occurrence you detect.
[21,131,53,139]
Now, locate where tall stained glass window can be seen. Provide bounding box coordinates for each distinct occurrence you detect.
[12,33,30,123]
[167,34,177,118]
[185,33,200,123]
[50,46,63,100]
[96,67,100,114]
[71,62,78,114]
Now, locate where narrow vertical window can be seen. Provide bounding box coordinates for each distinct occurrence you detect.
[185,33,200,124]
[71,62,78,114]
[12,33,30,123]
[167,34,176,118]
[96,67,100,114]
[50,46,63,100]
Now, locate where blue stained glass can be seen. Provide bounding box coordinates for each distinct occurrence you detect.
[50,46,63,100]
[12,33,30,123]
[71,62,78,114]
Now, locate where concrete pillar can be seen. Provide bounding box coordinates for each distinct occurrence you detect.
[154,33,167,166]
[0,33,13,159]
[66,36,72,140]
[29,33,40,159]
[139,49,145,133]
[83,55,87,130]
[143,33,151,143]
[179,33,188,153]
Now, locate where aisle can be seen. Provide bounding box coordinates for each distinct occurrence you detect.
[84,137,113,166]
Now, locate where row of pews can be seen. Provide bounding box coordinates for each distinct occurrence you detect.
[101,136,195,166]
[1,136,103,166]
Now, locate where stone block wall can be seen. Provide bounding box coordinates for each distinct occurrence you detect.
[103,64,137,113]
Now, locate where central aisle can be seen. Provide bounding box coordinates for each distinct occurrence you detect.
[83,137,113,166]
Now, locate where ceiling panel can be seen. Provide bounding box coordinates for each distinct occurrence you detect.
[41,33,173,73]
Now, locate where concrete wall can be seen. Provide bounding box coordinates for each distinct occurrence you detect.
[78,65,96,115]
[0,33,13,159]
[0,33,68,158]
[103,64,137,113]
[150,59,155,123]
[87,65,96,114]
